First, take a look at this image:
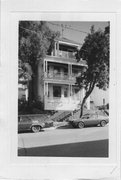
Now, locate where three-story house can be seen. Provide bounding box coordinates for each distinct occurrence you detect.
[37,37,90,111]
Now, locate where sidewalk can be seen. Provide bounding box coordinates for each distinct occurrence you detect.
[43,121,69,131]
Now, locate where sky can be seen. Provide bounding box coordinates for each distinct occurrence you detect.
[47,21,109,45]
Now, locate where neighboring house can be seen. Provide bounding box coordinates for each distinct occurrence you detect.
[36,37,90,111]
[18,66,28,101]
[18,82,28,101]
[90,87,109,107]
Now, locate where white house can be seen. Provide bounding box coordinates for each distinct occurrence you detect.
[36,37,90,111]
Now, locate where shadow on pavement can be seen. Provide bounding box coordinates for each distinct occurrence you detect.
[56,124,101,129]
[18,139,109,157]
[18,129,45,134]
[56,124,74,129]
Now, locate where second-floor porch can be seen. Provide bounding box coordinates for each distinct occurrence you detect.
[44,61,86,82]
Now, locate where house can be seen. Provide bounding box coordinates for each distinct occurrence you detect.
[90,87,109,107]
[18,78,28,101]
[18,65,28,101]
[36,37,90,111]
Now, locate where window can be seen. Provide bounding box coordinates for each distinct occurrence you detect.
[74,88,79,94]
[53,86,61,97]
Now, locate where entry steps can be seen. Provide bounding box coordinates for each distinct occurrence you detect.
[49,109,81,122]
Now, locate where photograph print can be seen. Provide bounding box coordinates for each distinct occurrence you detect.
[18,21,109,157]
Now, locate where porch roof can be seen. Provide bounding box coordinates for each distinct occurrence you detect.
[45,55,87,67]
[44,78,80,86]
[56,37,82,47]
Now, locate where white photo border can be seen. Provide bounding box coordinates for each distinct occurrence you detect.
[11,12,117,164]
[0,0,121,179]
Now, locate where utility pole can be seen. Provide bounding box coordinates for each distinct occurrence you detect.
[61,24,64,37]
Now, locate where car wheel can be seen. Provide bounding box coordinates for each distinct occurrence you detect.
[100,120,106,127]
[31,126,41,133]
[78,121,84,129]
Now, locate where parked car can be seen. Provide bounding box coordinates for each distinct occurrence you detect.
[18,116,45,133]
[69,112,109,129]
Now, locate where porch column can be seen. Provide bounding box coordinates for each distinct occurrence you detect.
[45,61,48,77]
[70,64,72,76]
[70,85,72,96]
[68,64,70,76]
[57,42,59,56]
[43,60,45,72]
[54,42,57,56]
[44,82,45,96]
[47,82,48,97]
[46,61,48,76]
[69,84,72,97]
[44,82,49,97]
[68,64,72,78]
[69,84,70,97]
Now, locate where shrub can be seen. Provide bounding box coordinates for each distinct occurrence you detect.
[18,99,44,115]
[18,99,56,115]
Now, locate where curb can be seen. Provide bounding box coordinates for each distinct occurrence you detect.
[43,126,57,131]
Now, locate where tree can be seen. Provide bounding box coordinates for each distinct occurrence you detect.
[76,25,109,117]
[19,21,60,102]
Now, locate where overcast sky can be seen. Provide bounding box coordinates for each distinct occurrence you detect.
[47,21,109,45]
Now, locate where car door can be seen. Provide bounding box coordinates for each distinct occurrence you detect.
[18,117,22,131]
[82,114,91,126]
[89,114,98,126]
[18,116,31,131]
[83,114,96,126]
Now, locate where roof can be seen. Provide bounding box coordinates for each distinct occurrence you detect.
[56,37,82,47]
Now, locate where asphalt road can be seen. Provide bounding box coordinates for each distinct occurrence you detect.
[18,125,109,157]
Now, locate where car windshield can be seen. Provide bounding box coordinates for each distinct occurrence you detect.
[82,114,90,119]
[18,116,31,122]
[82,113,98,119]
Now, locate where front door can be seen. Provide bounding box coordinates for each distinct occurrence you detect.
[53,86,61,98]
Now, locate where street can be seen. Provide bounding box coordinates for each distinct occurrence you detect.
[18,125,109,157]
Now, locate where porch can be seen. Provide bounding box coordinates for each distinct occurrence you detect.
[44,61,83,82]
[44,83,84,111]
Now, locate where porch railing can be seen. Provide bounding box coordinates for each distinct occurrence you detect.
[58,50,76,59]
[45,72,79,81]
[46,72,69,80]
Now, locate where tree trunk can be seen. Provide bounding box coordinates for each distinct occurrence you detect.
[28,79,33,104]
[80,94,90,118]
[80,97,86,118]
[28,65,38,103]
[80,82,96,117]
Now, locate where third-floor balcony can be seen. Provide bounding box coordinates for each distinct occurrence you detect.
[58,50,76,59]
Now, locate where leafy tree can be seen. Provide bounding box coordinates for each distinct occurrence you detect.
[76,25,109,117]
[19,21,60,102]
